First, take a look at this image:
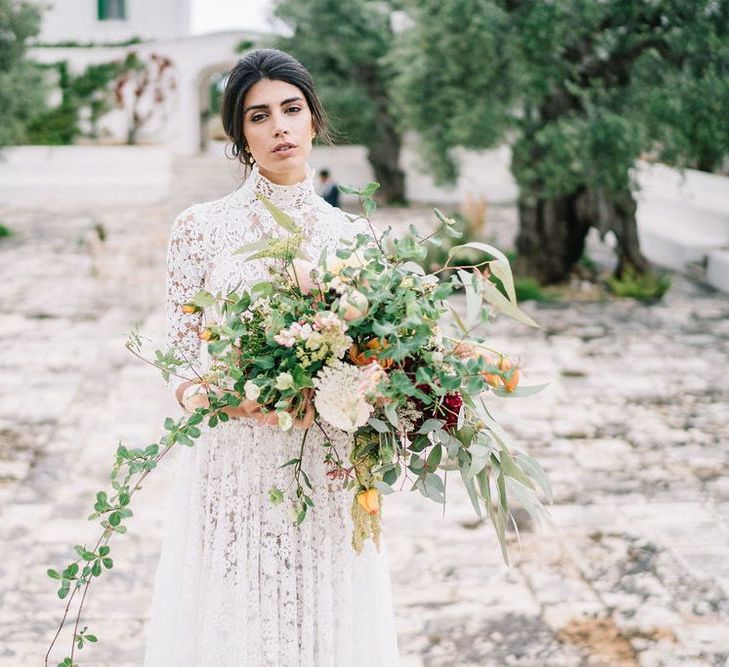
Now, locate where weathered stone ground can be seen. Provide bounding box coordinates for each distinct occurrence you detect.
[1,159,728,666]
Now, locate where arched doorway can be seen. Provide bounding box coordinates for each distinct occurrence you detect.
[196,61,237,154]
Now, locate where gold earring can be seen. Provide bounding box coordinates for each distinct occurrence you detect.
[243,145,255,164]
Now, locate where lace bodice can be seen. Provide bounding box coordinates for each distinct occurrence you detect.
[165,161,367,396]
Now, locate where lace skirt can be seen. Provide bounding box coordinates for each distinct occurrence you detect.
[142,419,400,666]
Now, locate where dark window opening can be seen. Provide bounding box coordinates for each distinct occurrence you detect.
[98,0,126,21]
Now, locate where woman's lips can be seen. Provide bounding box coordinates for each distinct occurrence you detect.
[272,143,297,155]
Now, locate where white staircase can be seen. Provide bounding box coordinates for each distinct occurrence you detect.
[635,162,729,293]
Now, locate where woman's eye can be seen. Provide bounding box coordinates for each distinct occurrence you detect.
[251,107,299,122]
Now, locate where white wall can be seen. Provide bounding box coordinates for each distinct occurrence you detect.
[37,0,191,43]
[29,31,263,152]
[0,146,172,205]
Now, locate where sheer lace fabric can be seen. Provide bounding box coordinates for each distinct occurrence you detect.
[143,162,400,666]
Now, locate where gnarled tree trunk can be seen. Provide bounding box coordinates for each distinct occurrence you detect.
[515,184,650,284]
[358,64,406,204]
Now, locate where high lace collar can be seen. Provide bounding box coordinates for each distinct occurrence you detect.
[234,162,318,210]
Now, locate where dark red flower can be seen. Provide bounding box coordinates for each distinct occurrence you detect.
[441,393,463,432]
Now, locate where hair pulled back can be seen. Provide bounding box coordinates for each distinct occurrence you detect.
[221,48,332,165]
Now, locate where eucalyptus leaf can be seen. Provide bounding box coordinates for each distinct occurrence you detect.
[255,192,301,233]
[478,275,540,328]
[492,383,549,398]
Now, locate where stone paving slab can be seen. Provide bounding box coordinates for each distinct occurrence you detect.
[1,173,729,666]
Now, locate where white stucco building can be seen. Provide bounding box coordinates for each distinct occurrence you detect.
[37,0,192,43]
[30,0,264,154]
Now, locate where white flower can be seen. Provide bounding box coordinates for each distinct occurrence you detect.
[358,362,386,397]
[420,275,439,292]
[273,329,297,347]
[275,372,294,391]
[277,411,293,431]
[313,310,347,332]
[244,380,261,401]
[326,250,368,276]
[430,325,443,349]
[289,321,314,339]
[313,361,373,432]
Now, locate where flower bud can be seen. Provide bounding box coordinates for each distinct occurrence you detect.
[503,368,519,392]
[182,303,200,314]
[277,411,293,431]
[287,258,318,295]
[244,380,261,401]
[356,488,380,516]
[275,372,294,391]
[339,290,369,321]
[498,356,520,392]
[198,328,217,341]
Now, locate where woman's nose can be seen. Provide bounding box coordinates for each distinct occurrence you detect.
[272,114,289,136]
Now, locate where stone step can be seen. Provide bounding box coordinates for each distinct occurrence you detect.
[707,249,729,293]
[637,226,725,272]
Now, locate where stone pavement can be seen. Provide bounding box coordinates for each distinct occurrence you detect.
[1,166,728,666]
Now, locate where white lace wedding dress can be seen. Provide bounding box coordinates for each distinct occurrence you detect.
[142,162,400,666]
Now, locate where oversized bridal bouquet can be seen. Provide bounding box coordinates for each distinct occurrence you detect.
[45,182,550,666]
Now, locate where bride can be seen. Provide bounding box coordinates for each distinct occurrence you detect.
[142,48,401,666]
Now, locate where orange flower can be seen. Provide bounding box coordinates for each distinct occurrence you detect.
[349,339,393,370]
[356,488,380,515]
[198,327,217,342]
[498,356,520,392]
[181,303,200,314]
[471,349,501,387]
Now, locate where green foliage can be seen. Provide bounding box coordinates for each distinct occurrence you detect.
[235,39,256,54]
[272,0,395,145]
[389,0,513,184]
[34,36,143,47]
[26,58,132,144]
[390,0,729,281]
[607,267,671,302]
[394,0,729,187]
[0,0,46,148]
[396,1,728,186]
[512,277,555,303]
[0,223,11,238]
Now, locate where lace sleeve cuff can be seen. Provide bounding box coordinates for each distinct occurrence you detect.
[165,207,206,401]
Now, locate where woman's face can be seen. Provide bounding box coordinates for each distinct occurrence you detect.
[241,78,316,185]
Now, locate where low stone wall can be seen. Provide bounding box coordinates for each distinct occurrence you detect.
[634,161,729,293]
[0,145,172,206]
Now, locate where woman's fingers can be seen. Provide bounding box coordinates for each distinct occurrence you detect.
[293,400,316,429]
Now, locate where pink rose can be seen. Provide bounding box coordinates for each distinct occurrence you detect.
[339,290,369,321]
[287,258,318,295]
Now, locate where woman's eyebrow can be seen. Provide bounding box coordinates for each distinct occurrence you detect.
[243,96,304,114]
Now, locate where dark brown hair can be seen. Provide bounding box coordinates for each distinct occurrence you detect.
[220,48,332,167]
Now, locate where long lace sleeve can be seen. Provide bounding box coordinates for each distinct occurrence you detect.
[165,207,206,399]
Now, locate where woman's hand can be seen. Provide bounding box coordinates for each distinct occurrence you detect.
[178,382,315,430]
[236,389,315,429]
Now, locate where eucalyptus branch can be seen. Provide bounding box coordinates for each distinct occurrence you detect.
[45,405,211,665]
[432,256,491,276]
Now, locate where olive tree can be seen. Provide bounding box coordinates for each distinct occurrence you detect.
[391,0,729,283]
